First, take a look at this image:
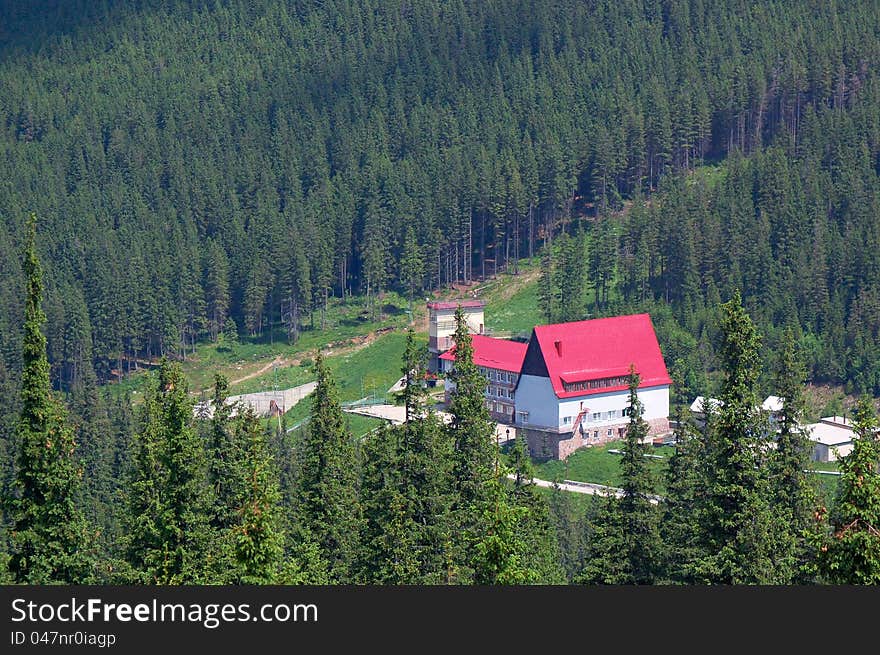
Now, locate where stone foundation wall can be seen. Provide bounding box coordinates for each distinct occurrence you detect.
[522,416,671,460]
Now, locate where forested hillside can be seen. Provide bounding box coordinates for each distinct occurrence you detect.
[3,1,880,587]
[1,0,879,395]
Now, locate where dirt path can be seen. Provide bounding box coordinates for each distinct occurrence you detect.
[228,355,287,387]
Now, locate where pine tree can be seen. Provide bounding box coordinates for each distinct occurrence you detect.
[229,407,286,584]
[8,215,94,584]
[445,306,500,581]
[296,351,362,582]
[124,359,216,584]
[816,395,880,584]
[769,329,820,582]
[447,306,496,505]
[690,290,780,583]
[579,368,660,584]
[617,367,661,583]
[400,226,424,315]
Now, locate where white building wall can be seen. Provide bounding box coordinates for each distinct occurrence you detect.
[429,308,485,340]
[558,385,669,432]
[515,380,669,432]
[811,441,853,463]
[514,375,559,428]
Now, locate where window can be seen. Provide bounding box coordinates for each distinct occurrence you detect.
[518,411,529,424]
[593,431,599,439]
[592,412,601,421]
[563,416,572,425]
[562,375,630,393]
[607,428,613,436]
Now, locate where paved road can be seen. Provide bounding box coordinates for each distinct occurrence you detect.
[344,404,516,446]
[512,474,662,503]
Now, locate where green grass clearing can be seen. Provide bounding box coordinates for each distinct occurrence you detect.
[532,440,674,492]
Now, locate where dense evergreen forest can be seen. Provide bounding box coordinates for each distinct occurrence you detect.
[1,0,880,584]
[1,0,879,392]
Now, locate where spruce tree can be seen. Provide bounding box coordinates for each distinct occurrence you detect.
[617,367,661,583]
[659,411,704,584]
[579,368,660,584]
[296,351,362,582]
[471,475,535,585]
[769,329,820,582]
[447,306,496,506]
[124,359,216,584]
[691,290,780,584]
[8,215,93,584]
[208,374,237,532]
[506,435,566,584]
[445,305,498,581]
[395,329,455,582]
[358,423,420,584]
[229,407,286,584]
[547,482,587,582]
[817,395,880,584]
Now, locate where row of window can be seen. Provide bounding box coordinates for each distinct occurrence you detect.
[562,407,638,425]
[562,375,630,393]
[480,367,517,384]
[485,385,513,399]
[485,401,515,415]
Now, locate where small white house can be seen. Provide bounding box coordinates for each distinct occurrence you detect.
[689,396,723,426]
[805,416,855,463]
[689,394,783,431]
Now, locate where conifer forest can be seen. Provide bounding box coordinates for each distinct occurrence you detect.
[1,0,879,584]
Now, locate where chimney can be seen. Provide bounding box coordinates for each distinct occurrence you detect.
[554,340,563,357]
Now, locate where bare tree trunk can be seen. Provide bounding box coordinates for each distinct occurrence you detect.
[528,202,534,259]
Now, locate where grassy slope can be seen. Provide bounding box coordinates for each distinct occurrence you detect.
[532,441,675,491]
[111,290,416,395]
[275,330,411,436]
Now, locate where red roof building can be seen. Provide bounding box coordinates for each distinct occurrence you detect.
[440,334,526,422]
[438,313,672,460]
[439,334,527,372]
[520,313,672,399]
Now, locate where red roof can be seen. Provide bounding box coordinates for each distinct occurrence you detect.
[439,334,527,373]
[427,299,486,311]
[531,314,672,399]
